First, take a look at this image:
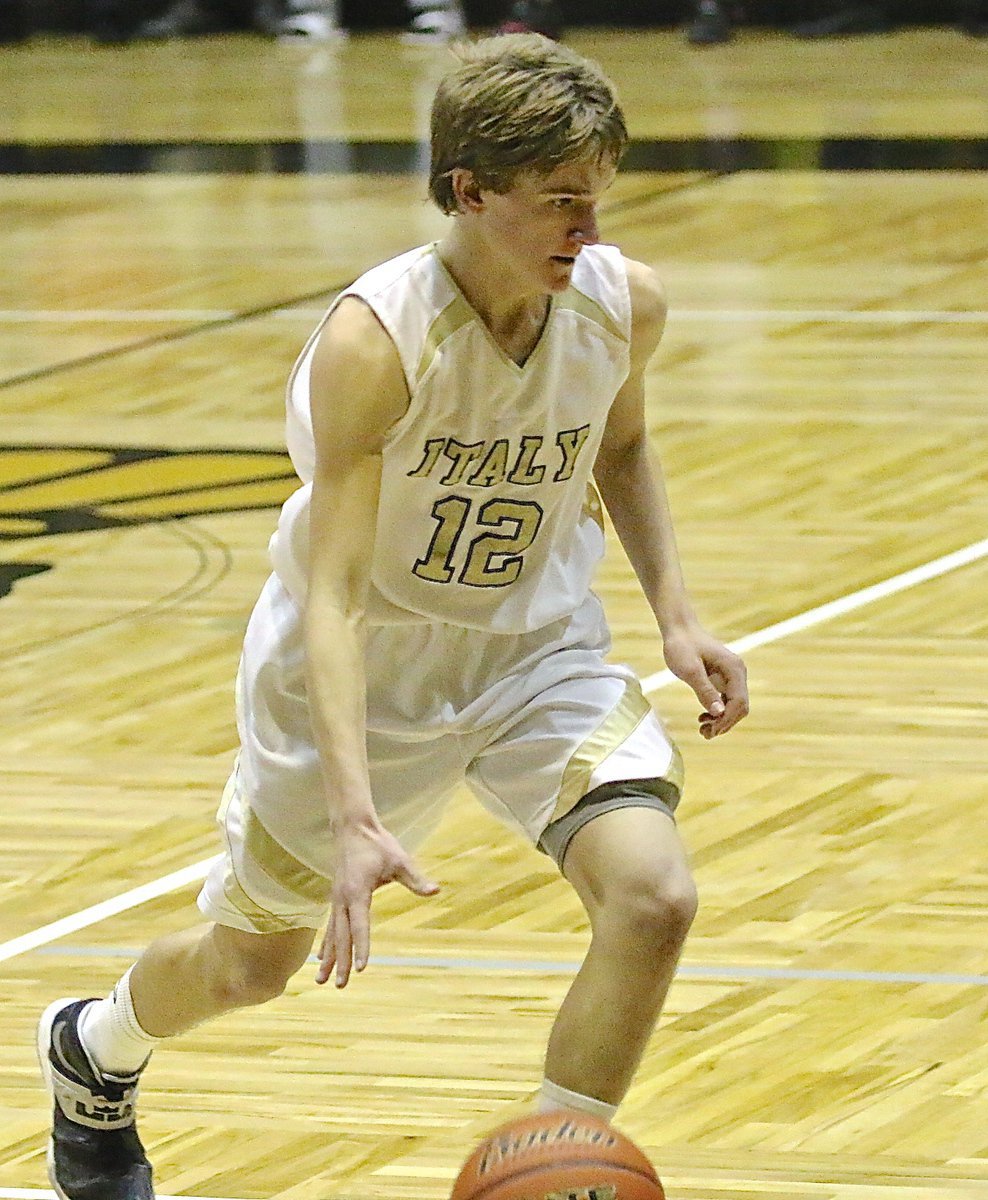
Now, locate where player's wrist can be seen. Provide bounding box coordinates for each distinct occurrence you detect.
[654,599,701,640]
[328,800,382,837]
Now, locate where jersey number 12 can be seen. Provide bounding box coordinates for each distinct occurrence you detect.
[412,495,544,588]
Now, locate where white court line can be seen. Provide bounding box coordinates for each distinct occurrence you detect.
[4,538,988,1200]
[0,861,214,966]
[641,535,988,693]
[1,308,987,324]
[1,535,985,968]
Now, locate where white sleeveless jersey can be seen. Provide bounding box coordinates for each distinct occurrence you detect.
[269,242,632,634]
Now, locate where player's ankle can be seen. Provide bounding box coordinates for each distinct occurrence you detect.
[78,967,162,1076]
[537,1077,618,1121]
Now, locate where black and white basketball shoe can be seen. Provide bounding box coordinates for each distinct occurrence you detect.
[38,999,153,1200]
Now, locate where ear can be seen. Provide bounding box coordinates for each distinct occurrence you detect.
[449,168,485,215]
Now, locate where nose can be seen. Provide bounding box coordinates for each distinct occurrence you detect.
[569,206,600,248]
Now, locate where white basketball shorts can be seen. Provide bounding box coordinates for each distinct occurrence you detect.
[198,574,683,933]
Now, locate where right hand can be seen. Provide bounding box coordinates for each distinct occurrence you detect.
[661,623,749,739]
[317,818,439,989]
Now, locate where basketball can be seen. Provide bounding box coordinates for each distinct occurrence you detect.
[451,1112,665,1200]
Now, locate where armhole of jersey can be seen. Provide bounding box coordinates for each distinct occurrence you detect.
[567,244,634,348]
[284,290,348,416]
[615,252,633,342]
[287,286,423,448]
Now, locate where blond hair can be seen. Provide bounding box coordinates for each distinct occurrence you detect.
[429,33,627,214]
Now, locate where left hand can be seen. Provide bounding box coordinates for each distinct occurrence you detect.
[662,626,749,739]
[317,817,439,989]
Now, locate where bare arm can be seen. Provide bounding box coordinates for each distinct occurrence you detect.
[594,259,748,737]
[304,297,438,987]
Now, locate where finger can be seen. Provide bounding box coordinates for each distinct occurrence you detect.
[698,689,749,736]
[711,658,747,698]
[348,897,372,975]
[396,863,441,897]
[714,677,750,732]
[700,659,748,734]
[719,692,750,732]
[315,921,336,986]
[666,647,723,718]
[333,901,353,989]
[688,670,726,719]
[675,660,724,717]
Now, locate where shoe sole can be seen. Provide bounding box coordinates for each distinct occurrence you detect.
[37,997,83,1200]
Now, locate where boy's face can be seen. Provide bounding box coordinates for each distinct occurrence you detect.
[468,154,618,294]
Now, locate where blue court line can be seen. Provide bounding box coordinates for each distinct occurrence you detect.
[27,945,988,988]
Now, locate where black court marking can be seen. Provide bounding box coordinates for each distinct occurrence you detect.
[2,520,236,657]
[0,445,297,540]
[0,443,292,640]
[2,137,987,175]
[621,137,988,172]
[0,561,52,598]
[0,172,727,393]
[0,280,348,392]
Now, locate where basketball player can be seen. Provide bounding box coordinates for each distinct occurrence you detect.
[38,33,748,1200]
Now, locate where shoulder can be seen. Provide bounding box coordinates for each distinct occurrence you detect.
[313,295,402,383]
[319,293,394,350]
[621,257,668,362]
[309,296,410,453]
[349,243,435,299]
[623,257,668,330]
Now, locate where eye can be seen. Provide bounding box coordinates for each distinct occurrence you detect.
[551,197,575,209]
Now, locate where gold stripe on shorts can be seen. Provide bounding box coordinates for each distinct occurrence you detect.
[550,679,674,826]
[665,742,686,796]
[220,867,301,935]
[216,771,332,932]
[241,805,333,907]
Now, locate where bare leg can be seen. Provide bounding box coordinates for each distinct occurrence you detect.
[130,923,315,1037]
[544,807,697,1105]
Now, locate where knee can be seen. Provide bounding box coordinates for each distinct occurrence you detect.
[207,928,309,1010]
[598,868,698,952]
[213,963,289,1010]
[563,808,698,957]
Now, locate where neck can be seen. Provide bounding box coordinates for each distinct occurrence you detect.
[437,225,548,335]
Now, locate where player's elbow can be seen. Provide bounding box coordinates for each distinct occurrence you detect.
[595,426,649,479]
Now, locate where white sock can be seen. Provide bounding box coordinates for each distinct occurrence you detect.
[538,1077,619,1123]
[78,966,163,1076]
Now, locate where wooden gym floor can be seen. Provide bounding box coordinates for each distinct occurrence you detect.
[1,23,986,1200]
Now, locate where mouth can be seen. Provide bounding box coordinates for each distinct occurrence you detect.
[550,255,577,266]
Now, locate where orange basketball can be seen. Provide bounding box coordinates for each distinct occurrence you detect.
[451,1112,665,1200]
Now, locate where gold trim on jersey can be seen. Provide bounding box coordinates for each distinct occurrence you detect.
[550,680,682,824]
[558,285,629,344]
[416,295,475,384]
